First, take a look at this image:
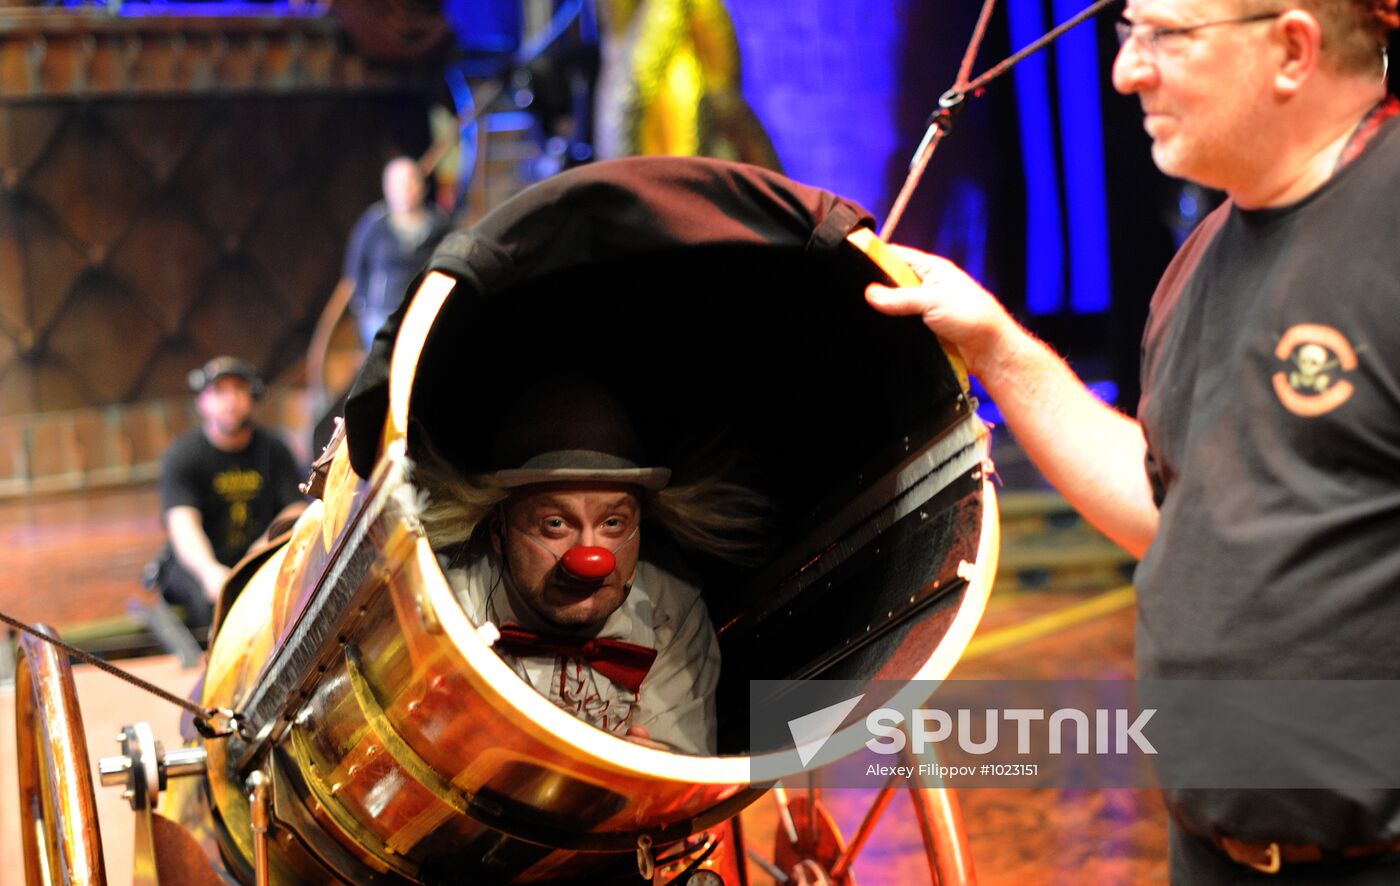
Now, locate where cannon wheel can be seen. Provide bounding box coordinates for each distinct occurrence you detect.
[14,625,107,885]
[763,771,977,886]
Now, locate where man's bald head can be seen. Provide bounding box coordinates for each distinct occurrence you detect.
[382,156,427,216]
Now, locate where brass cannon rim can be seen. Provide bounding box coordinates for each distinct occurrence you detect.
[372,242,1000,784]
[183,160,1008,884]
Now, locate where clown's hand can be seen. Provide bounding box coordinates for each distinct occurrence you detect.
[624,725,670,750]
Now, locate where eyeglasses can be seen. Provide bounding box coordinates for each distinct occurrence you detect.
[1115,11,1282,52]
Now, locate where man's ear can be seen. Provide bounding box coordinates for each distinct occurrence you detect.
[1274,9,1323,96]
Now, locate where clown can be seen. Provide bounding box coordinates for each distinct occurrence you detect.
[414,377,766,755]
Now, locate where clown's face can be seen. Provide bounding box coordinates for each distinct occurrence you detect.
[495,484,642,631]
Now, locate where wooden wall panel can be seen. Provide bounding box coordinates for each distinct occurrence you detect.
[49,269,164,402]
[0,12,540,497]
[108,193,219,333]
[0,90,433,416]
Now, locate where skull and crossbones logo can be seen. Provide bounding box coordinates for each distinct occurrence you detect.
[1273,324,1357,417]
[1288,343,1340,393]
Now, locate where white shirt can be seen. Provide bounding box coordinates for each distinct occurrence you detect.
[446,554,720,755]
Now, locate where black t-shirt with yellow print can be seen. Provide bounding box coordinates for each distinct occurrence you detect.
[159,426,303,566]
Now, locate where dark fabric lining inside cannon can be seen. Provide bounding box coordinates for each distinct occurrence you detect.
[403,242,982,755]
[340,157,989,757]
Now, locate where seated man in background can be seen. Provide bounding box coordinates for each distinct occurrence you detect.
[414,378,765,755]
[151,357,305,629]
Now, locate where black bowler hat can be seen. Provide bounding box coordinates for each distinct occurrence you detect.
[483,378,670,491]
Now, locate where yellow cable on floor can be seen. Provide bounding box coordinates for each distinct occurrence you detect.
[960,585,1137,661]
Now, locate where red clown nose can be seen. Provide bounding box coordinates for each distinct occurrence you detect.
[559,546,616,581]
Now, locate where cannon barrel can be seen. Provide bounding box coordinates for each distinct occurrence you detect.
[170,158,999,884]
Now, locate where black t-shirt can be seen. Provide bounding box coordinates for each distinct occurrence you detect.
[159,427,303,567]
[1137,116,1400,846]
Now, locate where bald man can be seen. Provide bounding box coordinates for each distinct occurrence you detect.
[342,157,452,346]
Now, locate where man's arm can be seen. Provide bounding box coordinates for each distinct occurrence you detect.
[342,206,375,287]
[164,506,230,602]
[866,245,1158,559]
[341,204,386,310]
[269,435,309,511]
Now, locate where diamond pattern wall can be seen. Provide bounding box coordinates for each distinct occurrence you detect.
[0,91,432,416]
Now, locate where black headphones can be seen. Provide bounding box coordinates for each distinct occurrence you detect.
[187,357,266,400]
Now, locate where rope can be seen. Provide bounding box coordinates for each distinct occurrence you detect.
[0,609,233,737]
[881,0,1119,240]
[956,0,1002,92]
[962,0,1119,97]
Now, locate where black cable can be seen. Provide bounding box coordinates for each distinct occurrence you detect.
[2,609,230,736]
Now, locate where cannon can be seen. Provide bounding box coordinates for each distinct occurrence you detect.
[14,157,999,885]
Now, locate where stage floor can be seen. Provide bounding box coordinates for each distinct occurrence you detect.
[0,483,1167,885]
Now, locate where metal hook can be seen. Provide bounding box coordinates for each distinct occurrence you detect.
[636,834,655,880]
[194,707,242,740]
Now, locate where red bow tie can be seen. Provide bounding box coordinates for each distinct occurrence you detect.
[495,624,658,693]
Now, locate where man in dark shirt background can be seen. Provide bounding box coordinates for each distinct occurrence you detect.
[153,356,304,629]
[341,157,452,347]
